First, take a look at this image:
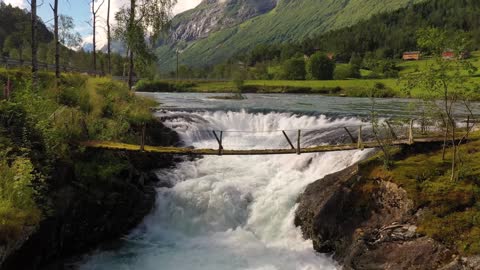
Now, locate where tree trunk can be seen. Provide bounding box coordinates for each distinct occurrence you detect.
[31,0,38,89]
[92,0,97,74]
[53,0,60,79]
[451,124,457,181]
[107,0,111,75]
[128,50,134,90]
[128,0,136,90]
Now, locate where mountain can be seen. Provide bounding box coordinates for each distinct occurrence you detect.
[0,2,53,50]
[156,0,422,70]
[170,0,277,43]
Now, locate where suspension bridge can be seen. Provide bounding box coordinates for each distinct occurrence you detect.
[80,119,467,156]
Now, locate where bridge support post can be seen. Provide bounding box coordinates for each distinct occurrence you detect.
[212,131,224,156]
[297,130,301,155]
[344,127,356,143]
[357,126,364,150]
[140,123,146,151]
[282,131,295,150]
[466,116,470,140]
[385,121,398,140]
[408,119,414,145]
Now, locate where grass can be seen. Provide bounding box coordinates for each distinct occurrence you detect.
[144,51,480,99]
[360,131,480,255]
[0,69,158,245]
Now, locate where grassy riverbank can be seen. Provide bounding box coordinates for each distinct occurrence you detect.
[0,69,156,248]
[137,51,480,99]
[360,132,480,255]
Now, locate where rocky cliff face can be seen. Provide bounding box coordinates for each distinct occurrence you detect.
[295,165,480,270]
[170,0,277,42]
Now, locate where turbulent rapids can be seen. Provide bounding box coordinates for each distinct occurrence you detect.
[79,111,373,270]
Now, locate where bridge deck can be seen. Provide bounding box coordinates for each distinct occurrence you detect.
[80,137,446,156]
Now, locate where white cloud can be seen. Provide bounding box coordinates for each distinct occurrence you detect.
[1,0,27,8]
[173,0,202,14]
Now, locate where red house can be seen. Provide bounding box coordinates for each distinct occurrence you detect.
[442,51,455,60]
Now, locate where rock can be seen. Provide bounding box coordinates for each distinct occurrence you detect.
[170,0,277,43]
[295,165,461,270]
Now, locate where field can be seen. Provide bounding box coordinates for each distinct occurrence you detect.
[147,51,480,99]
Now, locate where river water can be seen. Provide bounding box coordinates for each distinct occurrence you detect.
[78,93,471,270]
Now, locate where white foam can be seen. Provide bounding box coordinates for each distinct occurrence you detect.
[80,111,371,270]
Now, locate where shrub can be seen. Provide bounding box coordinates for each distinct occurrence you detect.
[306,52,335,80]
[334,64,360,80]
[281,57,306,80]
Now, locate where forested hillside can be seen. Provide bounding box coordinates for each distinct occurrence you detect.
[163,0,480,81]
[156,0,422,69]
[307,0,480,60]
[0,3,127,76]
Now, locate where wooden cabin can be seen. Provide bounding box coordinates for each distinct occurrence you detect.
[403,51,421,60]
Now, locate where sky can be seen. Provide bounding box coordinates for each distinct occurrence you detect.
[1,0,202,47]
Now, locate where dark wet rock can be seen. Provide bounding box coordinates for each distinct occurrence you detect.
[295,165,477,270]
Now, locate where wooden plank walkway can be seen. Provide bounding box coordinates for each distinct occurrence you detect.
[80,137,446,156]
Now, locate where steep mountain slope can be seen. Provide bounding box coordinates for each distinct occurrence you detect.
[170,0,277,42]
[157,0,422,70]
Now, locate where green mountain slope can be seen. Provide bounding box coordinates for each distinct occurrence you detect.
[157,0,421,70]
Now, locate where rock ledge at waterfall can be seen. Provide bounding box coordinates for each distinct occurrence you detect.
[295,164,480,270]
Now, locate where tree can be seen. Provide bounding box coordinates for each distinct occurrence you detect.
[91,0,105,74]
[281,57,306,80]
[406,28,477,181]
[31,0,38,88]
[115,0,177,89]
[306,52,335,80]
[58,15,82,67]
[50,0,59,78]
[106,0,111,74]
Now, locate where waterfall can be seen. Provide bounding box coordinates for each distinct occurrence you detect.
[79,110,372,270]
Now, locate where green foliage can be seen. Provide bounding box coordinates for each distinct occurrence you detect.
[0,153,42,243]
[363,134,480,255]
[281,57,306,80]
[156,0,419,68]
[306,52,335,80]
[135,79,197,92]
[334,64,360,80]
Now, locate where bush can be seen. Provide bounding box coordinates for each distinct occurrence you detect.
[281,57,306,80]
[306,52,335,80]
[334,64,361,80]
[135,80,197,92]
[0,156,42,243]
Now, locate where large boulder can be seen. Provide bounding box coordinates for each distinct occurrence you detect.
[295,165,466,270]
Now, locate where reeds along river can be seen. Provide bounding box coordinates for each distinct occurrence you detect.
[79,110,373,270]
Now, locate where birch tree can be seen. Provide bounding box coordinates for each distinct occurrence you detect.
[115,0,176,89]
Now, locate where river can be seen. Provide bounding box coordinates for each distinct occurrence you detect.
[77,94,473,270]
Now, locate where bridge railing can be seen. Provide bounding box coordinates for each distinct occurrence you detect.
[132,117,476,155]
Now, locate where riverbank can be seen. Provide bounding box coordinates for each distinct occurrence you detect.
[295,135,480,269]
[135,77,480,100]
[0,71,179,269]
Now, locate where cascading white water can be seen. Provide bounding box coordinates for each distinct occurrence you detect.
[79,111,372,270]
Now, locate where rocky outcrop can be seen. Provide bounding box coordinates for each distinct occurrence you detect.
[295,165,476,270]
[170,0,277,42]
[1,120,179,270]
